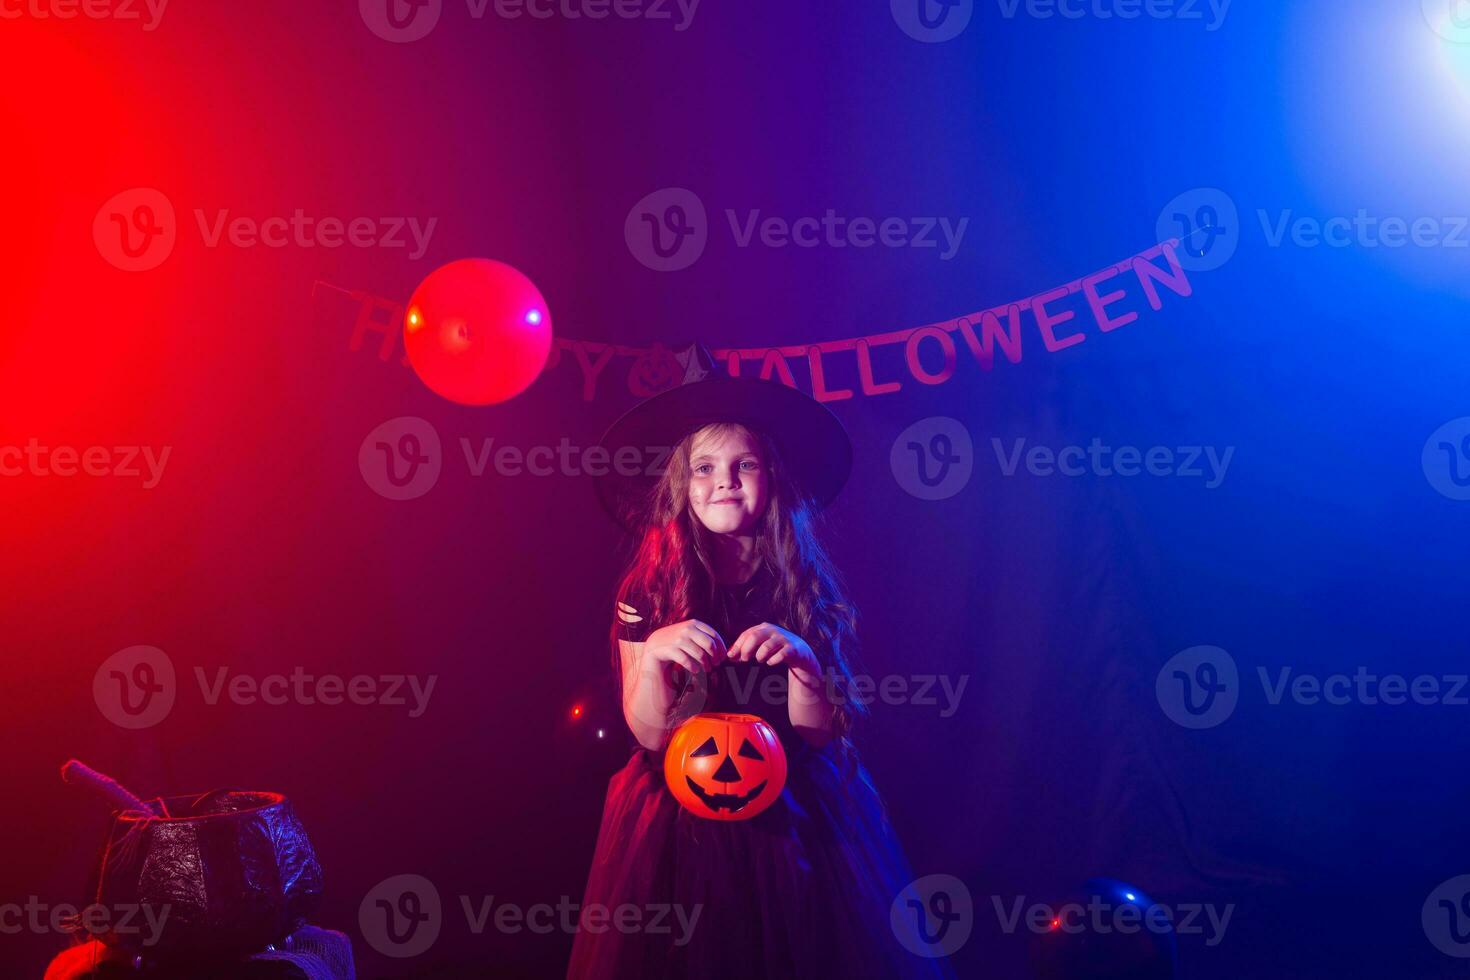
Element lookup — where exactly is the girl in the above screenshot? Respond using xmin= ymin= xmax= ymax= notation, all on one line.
xmin=569 ymin=367 xmax=956 ymax=980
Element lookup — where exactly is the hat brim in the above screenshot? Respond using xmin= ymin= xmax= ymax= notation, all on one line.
xmin=593 ymin=376 xmax=852 ymax=532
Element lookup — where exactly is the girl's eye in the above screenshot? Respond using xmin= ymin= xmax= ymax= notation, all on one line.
xmin=739 ymin=460 xmax=759 ymax=470
xmin=693 ymin=464 xmax=712 ymax=475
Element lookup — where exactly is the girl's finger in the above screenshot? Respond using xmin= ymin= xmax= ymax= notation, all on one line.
xmin=687 ymin=621 xmax=728 ymax=656
xmin=739 ymin=630 xmax=768 ymax=660
xmin=753 ymin=637 xmax=783 ymax=663
xmin=684 ymin=629 xmax=720 ymax=661
xmin=679 ymin=643 xmax=714 ymax=672
xmin=727 ymin=632 xmax=751 ymax=660
xmin=766 ymin=649 xmax=786 ymax=667
xmin=691 ymin=619 xmax=728 ymax=650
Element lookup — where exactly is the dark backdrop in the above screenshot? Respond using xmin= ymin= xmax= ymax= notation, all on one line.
xmin=3 ymin=1 xmax=1470 ymax=977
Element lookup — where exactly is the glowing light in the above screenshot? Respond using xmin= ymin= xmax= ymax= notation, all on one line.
xmin=1049 ymin=918 xmax=1060 ymax=930
xmin=571 ymin=704 xmax=583 ymax=719
xmin=596 ymin=728 xmax=605 ymax=738
xmin=406 ymin=308 xmax=422 ymax=333
xmin=1124 ymin=892 xmax=1136 ymax=902
xmin=525 ymin=309 xmax=542 ymax=326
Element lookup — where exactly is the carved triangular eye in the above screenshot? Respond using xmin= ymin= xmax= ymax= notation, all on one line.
xmin=738 ymin=739 xmax=764 ymax=760
xmin=691 ymin=737 xmax=719 ymax=757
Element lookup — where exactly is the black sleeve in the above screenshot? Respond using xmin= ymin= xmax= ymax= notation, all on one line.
xmin=614 ymin=588 xmax=656 ymax=643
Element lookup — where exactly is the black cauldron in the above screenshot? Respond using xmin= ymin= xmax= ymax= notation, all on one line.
xmin=92 ymin=789 xmax=323 ymax=964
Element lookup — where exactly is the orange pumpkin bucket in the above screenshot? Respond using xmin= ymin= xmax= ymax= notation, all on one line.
xmin=663 ymin=713 xmax=787 ymax=821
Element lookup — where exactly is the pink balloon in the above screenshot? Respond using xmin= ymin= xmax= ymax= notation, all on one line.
xmin=404 ymin=258 xmax=553 ymax=406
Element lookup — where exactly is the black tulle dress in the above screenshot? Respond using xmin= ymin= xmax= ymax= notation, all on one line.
xmin=566 ymin=563 xmax=956 ymax=980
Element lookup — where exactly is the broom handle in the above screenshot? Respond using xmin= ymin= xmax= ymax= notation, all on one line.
xmin=60 ymin=760 xmax=154 ymax=816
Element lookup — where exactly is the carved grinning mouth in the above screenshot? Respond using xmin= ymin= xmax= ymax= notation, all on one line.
xmin=685 ymin=777 xmax=768 ymax=813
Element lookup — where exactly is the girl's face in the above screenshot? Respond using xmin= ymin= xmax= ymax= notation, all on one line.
xmin=686 ymin=424 xmax=769 ymax=535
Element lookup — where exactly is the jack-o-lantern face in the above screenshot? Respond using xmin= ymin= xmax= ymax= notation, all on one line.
xmin=628 ymin=344 xmax=682 ymax=397
xmin=664 ymin=713 xmax=787 ymax=821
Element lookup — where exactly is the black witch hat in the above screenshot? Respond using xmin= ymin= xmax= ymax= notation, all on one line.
xmin=592 ymin=344 xmax=853 ymax=532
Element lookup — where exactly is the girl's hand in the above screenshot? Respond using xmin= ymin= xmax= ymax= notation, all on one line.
xmin=727 ymin=622 xmax=820 ymax=674
xmin=643 ymin=619 xmax=727 ymax=675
